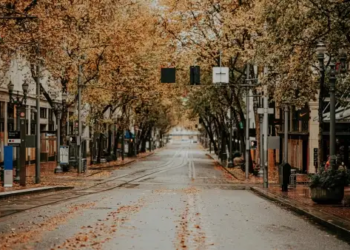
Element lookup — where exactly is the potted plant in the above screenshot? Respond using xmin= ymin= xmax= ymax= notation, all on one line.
xmin=309 ymin=167 xmax=350 ymax=204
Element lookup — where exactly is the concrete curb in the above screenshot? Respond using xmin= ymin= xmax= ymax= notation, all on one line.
xmin=251 ymin=186 xmax=350 ymax=240
xmin=0 ymin=186 xmax=74 ymax=200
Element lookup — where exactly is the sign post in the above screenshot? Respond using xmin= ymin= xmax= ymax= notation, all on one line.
xmin=4 ymin=146 xmax=13 ymax=187
xmin=19 ymin=108 xmax=26 ymax=186
xmin=258 ymin=97 xmax=274 ymax=188
xmin=8 ymin=131 xmax=20 ymax=146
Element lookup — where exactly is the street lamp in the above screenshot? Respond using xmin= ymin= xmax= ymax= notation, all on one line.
xmin=8 ymin=81 xmax=29 ymax=181
xmin=54 ymin=104 xmax=63 ymax=173
xmin=329 ymin=59 xmax=337 ymax=169
xmin=316 ymin=42 xmax=327 ymax=171
xmin=317 ymin=42 xmax=348 ymax=170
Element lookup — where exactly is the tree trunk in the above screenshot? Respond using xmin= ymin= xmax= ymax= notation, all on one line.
xmin=97 ymin=133 xmax=103 ymax=164
xmin=114 ymin=129 xmax=120 ymax=156
xmin=107 ymin=126 xmax=112 ymax=155
xmin=202 ymin=116 xmax=217 ymax=152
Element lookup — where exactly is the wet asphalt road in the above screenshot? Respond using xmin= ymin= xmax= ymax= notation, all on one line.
xmin=0 ymin=141 xmax=349 ymax=250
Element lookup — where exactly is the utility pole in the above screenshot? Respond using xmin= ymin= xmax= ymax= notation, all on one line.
xmin=263 ymin=97 xmax=269 ymax=188
xmin=258 ymin=97 xmax=274 ymax=188
xmin=227 ymin=91 xmax=233 ymax=168
xmin=19 ymin=107 xmax=26 ymax=186
xmin=54 ymin=107 xmax=62 ymax=173
xmin=317 ymin=44 xmax=325 ymax=171
xmin=14 ymin=107 xmax=20 ymax=181
xmin=259 ymin=113 xmax=264 ymax=177
xmin=67 ymin=90 xmax=69 ymax=137
xmin=78 ymin=64 xmax=82 ymax=173
xmin=245 ymin=64 xmax=250 ymax=180
xmin=284 ymin=106 xmax=289 ymax=163
xmin=35 ymin=63 xmax=41 ymax=183
xmin=329 ymin=60 xmax=336 ymax=169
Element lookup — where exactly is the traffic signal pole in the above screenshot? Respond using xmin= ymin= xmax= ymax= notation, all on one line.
xmin=35 ymin=63 xmax=41 ymax=183
xmin=245 ymin=64 xmax=250 ymax=180
xmin=78 ymin=64 xmax=82 ymax=173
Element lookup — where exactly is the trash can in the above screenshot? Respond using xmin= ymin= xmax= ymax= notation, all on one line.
xmin=279 ymin=163 xmax=291 ymax=192
xmin=290 ymin=169 xmax=297 ymax=188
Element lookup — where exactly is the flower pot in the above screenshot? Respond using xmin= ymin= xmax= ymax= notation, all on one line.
xmin=310 ymin=186 xmax=344 ymax=204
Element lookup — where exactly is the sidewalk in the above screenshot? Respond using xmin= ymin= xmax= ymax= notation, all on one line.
xmin=0 ymin=150 xmax=156 ymax=195
xmin=251 ymin=185 xmax=350 ymax=238
xmin=206 ymin=152 xmax=264 ymax=184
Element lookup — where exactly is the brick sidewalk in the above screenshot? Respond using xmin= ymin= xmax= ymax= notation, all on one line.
xmin=266 ymin=185 xmax=350 ymax=221
xmin=0 ymin=151 xmax=155 ymax=192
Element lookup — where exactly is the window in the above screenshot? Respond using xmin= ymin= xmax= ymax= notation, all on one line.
xmin=31 ymin=123 xmax=36 ymax=135
xmin=8 ymin=121 xmax=14 ymax=131
xmin=40 ymin=108 xmax=47 ymax=119
xmin=0 ymin=121 xmax=4 ymax=132
xmin=8 ymin=105 xmax=14 ymax=119
xmin=0 ymin=102 xmax=4 ymax=119
xmin=48 ymin=109 xmax=53 ymax=121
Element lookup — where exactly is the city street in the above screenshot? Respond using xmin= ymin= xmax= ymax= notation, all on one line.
xmin=0 ymin=142 xmax=349 ymax=250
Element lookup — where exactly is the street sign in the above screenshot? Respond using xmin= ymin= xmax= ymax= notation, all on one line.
xmin=8 ymin=131 xmax=20 ymax=146
xmin=60 ymin=146 xmax=69 ymax=164
xmin=213 ymin=67 xmax=229 ymax=84
xmin=268 ymin=136 xmax=280 ymax=149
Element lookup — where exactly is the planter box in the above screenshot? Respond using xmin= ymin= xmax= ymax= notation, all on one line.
xmin=311 ymin=186 xmax=344 ymax=204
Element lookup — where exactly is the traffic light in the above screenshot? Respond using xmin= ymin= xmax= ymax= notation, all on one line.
xmin=190 ymin=66 xmax=200 ymax=85
xmin=69 ymin=136 xmax=77 ymax=144
xmin=161 ymin=68 xmax=176 ymax=83
xmin=250 ymin=140 xmax=257 ymax=149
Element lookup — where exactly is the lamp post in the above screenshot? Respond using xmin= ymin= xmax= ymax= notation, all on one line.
xmin=8 ymin=81 xmax=29 ymax=181
xmin=54 ymin=104 xmax=63 ymax=173
xmin=61 ymin=91 xmax=68 ymax=146
xmin=317 ymin=43 xmax=347 ymax=170
xmin=227 ymin=102 xmax=234 ymax=168
xmin=329 ymin=60 xmax=336 ymax=169
xmin=316 ymin=42 xmax=326 ymax=171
